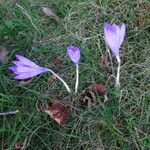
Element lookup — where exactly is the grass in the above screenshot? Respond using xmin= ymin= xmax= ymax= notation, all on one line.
xmin=0 ymin=0 xmax=150 ymax=149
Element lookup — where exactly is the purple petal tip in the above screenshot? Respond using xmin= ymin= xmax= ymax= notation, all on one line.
xmin=15 ymin=54 xmax=21 ymax=58
xmin=8 ymin=66 xmax=16 ymax=72
xmin=67 ymin=45 xmax=81 ymax=64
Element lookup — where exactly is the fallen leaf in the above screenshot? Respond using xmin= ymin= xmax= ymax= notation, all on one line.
xmin=89 ymin=83 xmax=106 ymax=96
xmin=41 ymin=7 xmax=62 ymax=25
xmin=44 ymin=100 xmax=69 ymax=125
xmin=81 ymin=83 xmax=108 ymax=109
xmin=84 ymin=93 xmax=95 ymax=109
xmin=42 ymin=7 xmax=56 ymax=17
xmin=0 ymin=47 xmax=8 ymax=63
xmin=15 ymin=141 xmax=23 ymax=150
xmin=81 ymin=88 xmax=96 ymax=109
xmin=90 ymin=83 xmax=108 ymax=103
xmin=100 ymin=54 xmax=110 ymax=67
xmin=52 ymin=58 xmax=63 ymax=66
xmin=47 ymin=74 xmax=58 ymax=84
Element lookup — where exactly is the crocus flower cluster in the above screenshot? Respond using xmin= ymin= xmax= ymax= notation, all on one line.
xmin=9 ymin=22 xmax=125 ymax=93
xmin=9 ymin=45 xmax=81 ymax=94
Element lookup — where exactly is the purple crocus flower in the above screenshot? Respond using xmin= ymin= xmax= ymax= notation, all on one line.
xmin=104 ymin=23 xmax=125 ymax=57
xmin=67 ymin=45 xmax=81 ymax=94
xmin=9 ymin=54 xmax=49 ymax=79
xmin=104 ymin=23 xmax=126 ymax=87
xmin=67 ymin=45 xmax=80 ymax=64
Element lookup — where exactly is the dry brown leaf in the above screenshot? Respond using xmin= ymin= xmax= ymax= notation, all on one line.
xmin=44 ymin=100 xmax=69 ymax=125
xmin=100 ymin=54 xmax=110 ymax=67
xmin=89 ymin=83 xmax=106 ymax=96
xmin=41 ymin=7 xmax=62 ymax=25
xmin=90 ymin=83 xmax=108 ymax=103
xmin=81 ymin=88 xmax=96 ymax=109
xmin=0 ymin=47 xmax=8 ymax=63
xmin=47 ymin=74 xmax=58 ymax=84
xmin=52 ymin=58 xmax=63 ymax=66
xmin=81 ymin=83 xmax=108 ymax=109
xmin=15 ymin=141 xmax=23 ymax=150
xmin=42 ymin=7 xmax=56 ymax=17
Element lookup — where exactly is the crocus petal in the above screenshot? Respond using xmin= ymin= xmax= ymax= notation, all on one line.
xmin=118 ymin=23 xmax=125 ymax=48
xmin=104 ymin=23 xmax=125 ymax=57
xmin=9 ymin=54 xmax=51 ymax=80
xmin=114 ymin=24 xmax=122 ymax=51
xmin=14 ymin=67 xmax=49 ymax=79
xmin=12 ymin=61 xmax=24 ymax=66
xmin=15 ymin=66 xmax=40 ymax=73
xmin=104 ymin=23 xmax=120 ymax=56
xmin=67 ymin=45 xmax=80 ymax=64
xmin=8 ymin=66 xmax=20 ymax=75
xmin=8 ymin=66 xmax=17 ymax=72
xmin=110 ymin=23 xmax=118 ymax=33
xmin=15 ymin=54 xmax=40 ymax=68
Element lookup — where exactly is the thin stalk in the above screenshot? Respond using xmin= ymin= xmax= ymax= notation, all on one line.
xmin=116 ymin=56 xmax=121 ymax=87
xmin=16 ymin=4 xmax=40 ymax=33
xmin=0 ymin=110 xmax=19 ymax=116
xmin=75 ymin=64 xmax=79 ymax=94
xmin=48 ymin=69 xmax=71 ymax=93
xmin=107 ymin=46 xmax=114 ymax=74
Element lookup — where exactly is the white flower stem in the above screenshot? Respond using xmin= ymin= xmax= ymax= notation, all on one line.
xmin=0 ymin=110 xmax=19 ymax=116
xmin=116 ymin=56 xmax=121 ymax=87
xmin=48 ymin=69 xmax=71 ymax=93
xmin=75 ymin=64 xmax=79 ymax=94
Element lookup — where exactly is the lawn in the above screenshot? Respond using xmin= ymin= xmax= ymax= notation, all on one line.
xmin=0 ymin=0 xmax=150 ymax=149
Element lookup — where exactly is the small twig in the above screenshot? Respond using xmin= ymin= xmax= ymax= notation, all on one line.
xmin=16 ymin=3 xmax=40 ymax=33
xmin=0 ymin=110 xmax=19 ymax=116
xmin=106 ymin=46 xmax=114 ymax=74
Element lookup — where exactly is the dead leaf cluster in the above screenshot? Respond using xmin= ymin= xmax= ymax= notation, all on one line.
xmin=81 ymin=83 xmax=108 ymax=109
